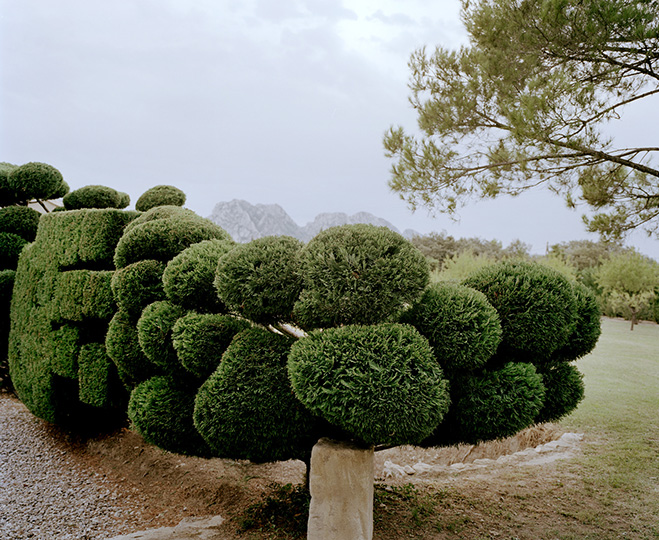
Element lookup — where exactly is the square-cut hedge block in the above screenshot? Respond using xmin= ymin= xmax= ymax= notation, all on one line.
xmin=51 ymin=270 xmax=115 ymax=322
xmin=79 ymin=210 xmax=138 ymax=266
xmin=51 ymin=324 xmax=80 ymax=379
xmin=78 ymin=342 xmax=114 ymax=408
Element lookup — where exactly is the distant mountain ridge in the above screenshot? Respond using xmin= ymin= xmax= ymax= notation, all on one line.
xmin=207 ymin=199 xmax=419 ymax=243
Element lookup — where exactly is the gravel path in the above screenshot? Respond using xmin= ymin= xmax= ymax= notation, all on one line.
xmin=0 ymin=392 xmax=150 ymax=540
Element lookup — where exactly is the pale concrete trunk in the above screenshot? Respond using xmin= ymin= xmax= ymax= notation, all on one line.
xmin=307 ymin=438 xmax=374 ymax=540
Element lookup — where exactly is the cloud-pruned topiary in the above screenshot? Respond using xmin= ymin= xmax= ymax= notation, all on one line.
xmin=172 ymin=313 xmax=250 ymax=379
xmin=6 ymin=162 xmax=69 ymax=204
xmin=550 ymin=282 xmax=602 ymax=362
xmin=137 ymin=301 xmax=187 ymax=373
xmin=51 ymin=270 xmax=115 ymax=323
xmin=430 ymin=362 xmax=546 ymax=445
xmin=288 ymin=323 xmax=450 ymax=447
xmin=399 ymin=282 xmax=502 ymax=372
xmin=163 ymin=239 xmax=234 ymax=313
xmin=215 ymin=236 xmax=303 ymax=325
xmin=63 ymin=185 xmax=130 ymax=210
xmin=0 ymin=206 xmax=41 ymax=242
xmin=293 ymin=225 xmax=429 ymax=329
xmin=0 ymin=162 xmax=19 ymax=207
xmin=536 ymin=362 xmax=585 ymax=423
xmin=0 ymin=269 xmax=15 ymax=388
xmin=0 ymin=232 xmax=28 ymax=270
xmin=135 ymin=185 xmax=186 ymax=212
xmin=194 ymin=328 xmax=318 ymax=462
xmin=111 ymin=260 xmax=166 ymax=316
xmin=129 ymin=376 xmax=211 ymax=456
xmin=463 ymin=261 xmax=578 ymax=363
xmin=114 ymin=215 xmax=232 ymax=268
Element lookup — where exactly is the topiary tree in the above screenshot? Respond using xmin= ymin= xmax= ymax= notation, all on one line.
xmin=135 ymin=185 xmax=186 ymax=212
xmin=63 ymin=185 xmax=130 ymax=210
xmin=4 ymin=162 xmax=69 ymax=210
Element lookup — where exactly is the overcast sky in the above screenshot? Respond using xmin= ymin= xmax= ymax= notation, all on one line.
xmin=1 ymin=0 xmax=657 ymax=258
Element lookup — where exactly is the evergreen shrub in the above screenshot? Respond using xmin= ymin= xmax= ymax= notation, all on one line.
xmin=0 ymin=269 xmax=15 ymax=387
xmin=51 ymin=324 xmax=80 ymax=379
xmin=0 ymin=162 xmax=19 ymax=206
xmin=78 ymin=343 xmax=122 ymax=408
xmin=536 ymin=363 xmax=585 ymax=423
xmin=288 ymin=323 xmax=450 ymax=446
xmin=106 ymin=309 xmax=162 ymax=389
xmin=172 ymin=313 xmax=250 ymax=378
xmin=122 ymin=205 xmax=201 ymax=234
xmin=0 ymin=232 xmax=28 ymax=270
xmin=135 ymin=185 xmax=186 ymax=212
xmin=114 ymin=217 xmax=231 ymax=268
xmin=63 ymin=185 xmax=130 ymax=210
xmin=128 ymin=376 xmax=210 ymax=456
xmin=137 ymin=301 xmax=187 ymax=372
xmin=111 ymin=260 xmax=166 ymax=316
xmin=463 ymin=261 xmax=577 ymax=362
xmin=51 ymin=270 xmax=115 ymax=323
xmin=399 ymin=282 xmax=502 ymax=372
xmin=0 ymin=206 xmax=41 ymax=241
xmin=215 ymin=236 xmax=303 ymax=324
xmin=7 ymin=162 xmax=67 ymax=202
xmin=293 ymin=225 xmax=429 ymax=329
xmin=432 ymin=362 xmax=545 ymax=445
xmin=163 ymin=239 xmax=234 ymax=312
xmin=194 ymin=328 xmax=318 ymax=462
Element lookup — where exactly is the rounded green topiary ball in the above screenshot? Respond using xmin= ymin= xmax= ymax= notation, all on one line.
xmin=215 ymin=235 xmax=303 ymax=325
xmin=63 ymin=185 xmax=130 ymax=210
xmin=194 ymin=327 xmax=318 ymax=462
xmin=128 ymin=376 xmax=211 ymax=456
xmin=288 ymin=323 xmax=451 ymax=447
xmin=536 ymin=362 xmax=584 ymax=423
xmin=7 ymin=162 xmax=67 ymax=202
xmin=163 ymin=239 xmax=234 ymax=313
xmin=293 ymin=224 xmax=429 ymax=329
xmin=0 ymin=206 xmax=41 ymax=242
xmin=172 ymin=313 xmax=251 ymax=378
xmin=462 ymin=261 xmax=578 ymax=363
xmin=430 ymin=362 xmax=546 ymax=445
xmin=135 ymin=185 xmax=186 ymax=212
xmin=399 ymin=281 xmax=502 ymax=372
xmin=0 ymin=232 xmax=29 ymax=270
xmin=114 ymin=215 xmax=232 ymax=268
xmin=550 ymin=282 xmax=601 ymax=362
xmin=137 ymin=301 xmax=187 ymax=373
xmin=111 ymin=259 xmax=166 ymax=316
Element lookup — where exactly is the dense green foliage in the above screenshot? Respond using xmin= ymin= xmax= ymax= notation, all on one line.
xmin=135 ymin=185 xmax=186 ymax=212
xmin=194 ymin=328 xmax=318 ymax=462
xmin=294 ymin=224 xmax=429 ymax=329
xmin=463 ymin=261 xmax=578 ymax=362
xmin=0 ymin=205 xmax=41 ymax=242
xmin=111 ymin=260 xmax=166 ymax=316
xmin=384 ymin=0 xmax=659 ymax=241
xmin=0 ymin=269 xmax=15 ymax=387
xmin=536 ymin=362 xmax=585 ymax=423
xmin=399 ymin=282 xmax=502 ymax=372
xmin=128 ymin=376 xmax=211 ymax=456
xmin=163 ymin=239 xmax=234 ymax=312
xmin=5 ymin=162 xmax=69 ymax=205
xmin=215 ymin=236 xmax=303 ymax=325
xmin=63 ymin=185 xmax=130 ymax=210
xmin=136 ymin=301 xmax=187 ymax=372
xmin=172 ymin=313 xmax=250 ymax=378
xmin=288 ymin=323 xmax=450 ymax=447
xmin=0 ymin=232 xmax=28 ymax=270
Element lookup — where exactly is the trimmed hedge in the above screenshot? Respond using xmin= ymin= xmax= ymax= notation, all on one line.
xmin=51 ymin=324 xmax=80 ymax=379
xmin=51 ymin=270 xmax=115 ymax=323
xmin=0 ymin=269 xmax=15 ymax=387
xmin=0 ymin=205 xmax=41 ymax=241
xmin=114 ymin=216 xmax=232 ymax=268
xmin=215 ymin=236 xmax=303 ymax=324
xmin=172 ymin=313 xmax=250 ymax=378
xmin=399 ymin=282 xmax=502 ymax=372
xmin=78 ymin=343 xmax=122 ymax=408
xmin=550 ymin=282 xmax=601 ymax=362
xmin=63 ymin=185 xmax=130 ymax=210
xmin=536 ymin=363 xmax=585 ymax=423
xmin=7 ymin=162 xmax=68 ymax=202
xmin=194 ymin=328 xmax=318 ymax=462
xmin=129 ymin=376 xmax=211 ymax=456
xmin=122 ymin=205 xmax=202 ymax=235
xmin=0 ymin=232 xmax=28 ymax=270
xmin=0 ymin=162 xmax=19 ymax=206
xmin=111 ymin=260 xmax=166 ymax=316
xmin=463 ymin=261 xmax=578 ymax=362
xmin=293 ymin=225 xmax=429 ymax=329
xmin=163 ymin=239 xmax=234 ymax=312
xmin=135 ymin=185 xmax=186 ymax=212
xmin=288 ymin=323 xmax=450 ymax=446
xmin=136 ymin=301 xmax=187 ymax=373
xmin=106 ymin=309 xmax=162 ymax=389
xmin=430 ymin=362 xmax=546 ymax=445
